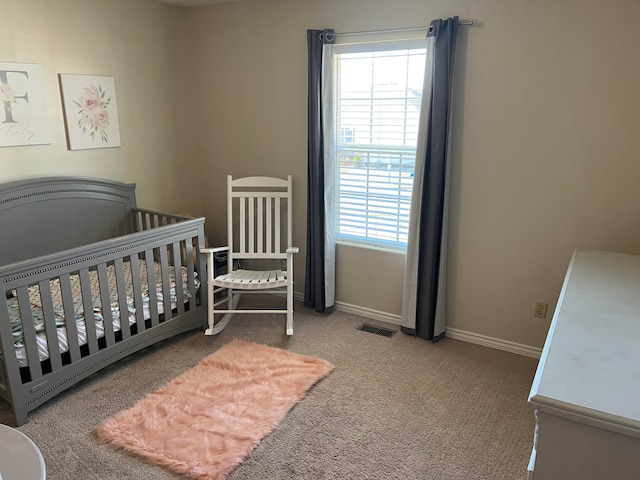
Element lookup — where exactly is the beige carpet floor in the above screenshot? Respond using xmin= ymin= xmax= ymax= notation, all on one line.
xmin=0 ymin=296 xmax=538 ymax=479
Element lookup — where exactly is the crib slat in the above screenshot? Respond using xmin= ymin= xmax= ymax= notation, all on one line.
xmin=184 ymin=238 xmax=196 ymax=310
xmin=97 ymin=263 xmax=116 ymax=348
xmin=145 ymin=249 xmax=160 ymax=326
xmin=0 ymin=295 xmax=22 ymax=380
xmin=159 ymin=246 xmax=172 ymax=321
xmin=129 ymin=254 xmax=145 ymax=333
xmin=78 ymin=268 xmax=99 ymax=355
xmin=59 ymin=273 xmax=81 ymax=363
xmin=16 ymin=286 xmax=42 ymax=381
xmin=113 ymin=258 xmax=131 ymax=340
xmin=172 ymin=241 xmax=185 ymax=315
xmin=38 ymin=280 xmax=63 ymax=371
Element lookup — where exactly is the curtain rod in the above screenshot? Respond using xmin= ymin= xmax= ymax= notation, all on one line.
xmin=328 ymin=20 xmax=474 ymax=39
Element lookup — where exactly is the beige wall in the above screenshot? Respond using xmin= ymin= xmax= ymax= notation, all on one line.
xmin=187 ymin=0 xmax=640 ymax=348
xmin=0 ymin=0 xmax=199 ymax=213
xmin=4 ymin=0 xmax=640 ymax=350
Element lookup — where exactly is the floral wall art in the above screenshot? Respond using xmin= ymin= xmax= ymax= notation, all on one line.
xmin=0 ymin=62 xmax=51 ymax=147
xmin=59 ymin=73 xmax=121 ymax=150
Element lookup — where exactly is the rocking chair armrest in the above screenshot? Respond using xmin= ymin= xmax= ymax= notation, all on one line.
xmin=286 ymin=247 xmax=300 ymax=254
xmin=201 ymin=246 xmax=230 ymax=254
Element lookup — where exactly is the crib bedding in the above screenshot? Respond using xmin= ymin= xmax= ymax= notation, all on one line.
xmin=7 ymin=259 xmax=199 ymax=367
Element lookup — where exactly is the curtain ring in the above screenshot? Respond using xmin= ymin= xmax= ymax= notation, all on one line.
xmin=323 ymin=32 xmax=335 ymax=42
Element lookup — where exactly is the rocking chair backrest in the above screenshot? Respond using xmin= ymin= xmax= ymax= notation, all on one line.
xmin=228 ymin=175 xmax=293 ymax=262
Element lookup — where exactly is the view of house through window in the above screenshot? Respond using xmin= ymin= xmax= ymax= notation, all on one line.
xmin=333 ymin=40 xmax=426 ymax=250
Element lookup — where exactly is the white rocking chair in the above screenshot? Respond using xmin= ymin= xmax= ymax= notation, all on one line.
xmin=202 ymin=175 xmax=299 ymax=335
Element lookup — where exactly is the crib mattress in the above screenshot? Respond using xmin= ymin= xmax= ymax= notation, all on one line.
xmin=7 ymin=260 xmax=199 ymax=367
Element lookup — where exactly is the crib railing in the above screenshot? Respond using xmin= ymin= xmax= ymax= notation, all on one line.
xmin=0 ymin=217 xmax=207 ymax=425
xmin=132 ymin=208 xmax=195 ymax=233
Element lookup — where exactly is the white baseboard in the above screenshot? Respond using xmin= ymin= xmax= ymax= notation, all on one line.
xmin=294 ymin=292 xmax=542 ymax=359
xmin=334 ymin=300 xmax=402 ymax=325
xmin=445 ymin=327 xmax=542 ymax=359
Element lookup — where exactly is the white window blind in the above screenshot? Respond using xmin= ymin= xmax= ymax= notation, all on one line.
xmin=333 ymin=41 xmax=426 ymax=250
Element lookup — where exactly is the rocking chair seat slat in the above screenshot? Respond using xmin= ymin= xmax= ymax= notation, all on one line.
xmin=213 ymin=269 xmax=288 ymax=289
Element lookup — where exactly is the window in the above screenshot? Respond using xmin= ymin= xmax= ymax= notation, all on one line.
xmin=331 ymin=40 xmax=426 ymax=250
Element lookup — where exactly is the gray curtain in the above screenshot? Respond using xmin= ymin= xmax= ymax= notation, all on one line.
xmin=304 ymin=29 xmax=335 ymax=313
xmin=401 ymin=17 xmax=459 ymax=341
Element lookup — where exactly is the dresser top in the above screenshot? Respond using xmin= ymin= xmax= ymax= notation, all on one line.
xmin=529 ymin=249 xmax=640 ymax=434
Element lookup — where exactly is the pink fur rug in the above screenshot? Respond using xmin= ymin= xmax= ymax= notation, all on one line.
xmin=96 ymin=339 xmax=334 ymax=479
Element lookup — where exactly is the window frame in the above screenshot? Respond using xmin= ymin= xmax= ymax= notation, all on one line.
xmin=328 ymin=38 xmax=427 ymax=252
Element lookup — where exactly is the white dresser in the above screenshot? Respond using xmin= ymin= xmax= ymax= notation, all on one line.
xmin=527 ymin=249 xmax=640 ymax=479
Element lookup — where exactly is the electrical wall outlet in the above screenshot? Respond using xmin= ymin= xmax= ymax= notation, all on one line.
xmin=534 ymin=301 xmax=548 ymax=319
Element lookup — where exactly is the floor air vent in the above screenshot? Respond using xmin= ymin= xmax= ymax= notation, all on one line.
xmin=357 ymin=323 xmax=396 ymax=337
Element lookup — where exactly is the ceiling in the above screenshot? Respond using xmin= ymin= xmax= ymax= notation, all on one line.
xmin=155 ymin=0 xmax=238 ymax=7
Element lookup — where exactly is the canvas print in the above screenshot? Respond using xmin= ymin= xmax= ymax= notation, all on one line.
xmin=59 ymin=73 xmax=121 ymax=150
xmin=0 ymin=62 xmax=51 ymax=147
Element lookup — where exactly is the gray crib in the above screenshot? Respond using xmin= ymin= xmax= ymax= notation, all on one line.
xmin=0 ymin=177 xmax=207 ymax=426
